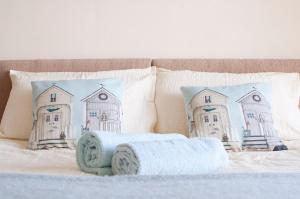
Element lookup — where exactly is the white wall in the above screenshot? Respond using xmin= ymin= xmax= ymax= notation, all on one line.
xmin=0 ymin=0 xmax=300 ymax=59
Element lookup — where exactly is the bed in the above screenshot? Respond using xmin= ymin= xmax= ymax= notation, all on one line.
xmin=0 ymin=58 xmax=300 ymax=199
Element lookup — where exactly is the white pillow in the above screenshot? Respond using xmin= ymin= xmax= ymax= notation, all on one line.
xmin=155 ymin=68 xmax=300 ymax=140
xmin=0 ymin=67 xmax=156 ymax=139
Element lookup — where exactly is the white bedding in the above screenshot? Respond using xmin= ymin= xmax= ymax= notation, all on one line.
xmin=0 ymin=138 xmax=87 ymax=176
xmin=0 ymin=138 xmax=300 ymax=175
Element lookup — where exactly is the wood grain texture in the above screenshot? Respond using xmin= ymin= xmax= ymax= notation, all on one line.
xmin=0 ymin=59 xmax=151 ymax=121
xmin=152 ymin=59 xmax=300 ymax=73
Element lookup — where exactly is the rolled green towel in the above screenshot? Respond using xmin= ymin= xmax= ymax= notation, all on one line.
xmin=76 ymin=131 xmax=186 ymax=175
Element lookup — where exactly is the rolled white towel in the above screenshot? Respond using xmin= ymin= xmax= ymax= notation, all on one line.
xmin=112 ymin=137 xmax=229 ymax=175
xmin=76 ymin=131 xmax=186 ymax=175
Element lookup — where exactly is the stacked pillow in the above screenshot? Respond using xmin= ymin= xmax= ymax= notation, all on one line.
xmin=155 ymin=68 xmax=300 ymax=151
xmin=1 ymin=66 xmax=300 ymax=152
xmin=0 ymin=68 xmax=157 ymax=143
xmin=181 ymin=83 xmax=286 ymax=151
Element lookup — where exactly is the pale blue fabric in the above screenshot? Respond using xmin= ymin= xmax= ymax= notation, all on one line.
xmin=2 ymin=172 xmax=300 ymax=199
xmin=31 ymin=79 xmax=123 ymax=139
xmin=112 ymin=137 xmax=229 ymax=175
xmin=181 ymin=83 xmax=272 ymax=143
xmin=180 ymin=83 xmax=286 ymax=151
xmin=76 ymin=131 xmax=186 ymax=175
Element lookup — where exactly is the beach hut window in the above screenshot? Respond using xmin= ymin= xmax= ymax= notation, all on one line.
xmin=50 ymin=93 xmax=56 ymax=102
xmin=213 ymin=115 xmax=218 ymax=122
xmin=204 ymin=116 xmax=209 ymax=123
xmin=99 ymin=93 xmax=108 ymax=100
xmin=89 ymin=112 xmax=97 ymax=117
xmin=205 ymin=96 xmax=211 ymax=103
xmin=252 ymin=94 xmax=261 ymax=102
xmin=46 ymin=115 xmax=50 ymax=122
xmin=54 ymin=115 xmax=59 ymax=121
xmin=247 ymin=113 xmax=254 ymax=118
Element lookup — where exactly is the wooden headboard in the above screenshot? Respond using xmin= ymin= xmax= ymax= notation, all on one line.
xmin=1 ymin=58 xmax=300 ymax=121
xmin=152 ymin=59 xmax=300 ymax=73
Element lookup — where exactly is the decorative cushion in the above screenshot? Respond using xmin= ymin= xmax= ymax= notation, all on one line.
xmin=155 ymin=69 xmax=300 ymax=141
xmin=29 ymin=79 xmax=122 ymax=150
xmin=181 ymin=83 xmax=287 ymax=151
xmin=0 ymin=67 xmax=156 ymax=139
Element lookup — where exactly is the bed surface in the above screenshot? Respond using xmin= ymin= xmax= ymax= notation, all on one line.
xmin=1 ymin=138 xmax=300 ymax=199
xmin=1 ymin=138 xmax=300 ymax=175
xmin=0 ymin=138 xmax=86 ymax=176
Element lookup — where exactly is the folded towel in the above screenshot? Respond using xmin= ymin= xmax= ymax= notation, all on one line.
xmin=76 ymin=131 xmax=186 ymax=175
xmin=112 ymin=137 xmax=229 ymax=175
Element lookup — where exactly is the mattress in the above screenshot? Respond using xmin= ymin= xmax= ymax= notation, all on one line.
xmin=0 ymin=138 xmax=300 ymax=175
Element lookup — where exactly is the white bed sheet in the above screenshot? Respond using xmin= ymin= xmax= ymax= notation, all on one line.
xmin=0 ymin=138 xmax=299 ymax=175
xmin=0 ymin=138 xmax=88 ymax=176
xmin=227 ymin=140 xmax=300 ymax=173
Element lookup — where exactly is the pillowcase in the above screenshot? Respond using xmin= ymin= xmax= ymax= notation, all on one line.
xmin=0 ymin=67 xmax=156 ymax=139
xmin=29 ymin=79 xmax=122 ymax=150
xmin=181 ymin=83 xmax=287 ymax=151
xmin=155 ymin=68 xmax=300 ymax=141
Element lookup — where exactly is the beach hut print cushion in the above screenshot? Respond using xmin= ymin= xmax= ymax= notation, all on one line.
xmin=28 ymin=79 xmax=123 ymax=150
xmin=181 ymin=83 xmax=287 ymax=151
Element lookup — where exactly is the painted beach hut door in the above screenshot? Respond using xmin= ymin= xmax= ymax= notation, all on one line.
xmin=198 ymin=112 xmax=223 ymax=139
xmin=243 ymin=110 xmax=261 ymax=136
xmin=42 ymin=112 xmax=62 ymax=139
xmin=190 ymin=89 xmax=231 ymax=141
xmin=88 ymin=111 xmax=110 ymax=131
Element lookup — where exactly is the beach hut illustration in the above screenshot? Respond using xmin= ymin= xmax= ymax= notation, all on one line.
xmin=81 ymin=85 xmax=121 ymax=132
xmin=237 ymin=88 xmax=282 ymax=149
xmin=31 ymin=84 xmax=74 ymax=149
xmin=188 ymin=89 xmax=233 ymax=148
